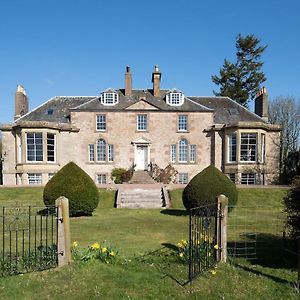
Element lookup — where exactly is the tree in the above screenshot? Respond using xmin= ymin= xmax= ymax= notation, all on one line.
xmin=269 ymin=96 xmax=300 ymax=183
xmin=212 ymin=34 xmax=267 ymax=107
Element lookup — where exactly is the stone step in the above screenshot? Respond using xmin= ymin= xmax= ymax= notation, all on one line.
xmin=119 ymin=202 xmax=164 ymax=209
xmin=129 ymin=171 xmax=156 ymax=184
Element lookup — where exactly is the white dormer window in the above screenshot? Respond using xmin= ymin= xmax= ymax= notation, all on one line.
xmin=166 ymin=92 xmax=184 ymax=106
xmin=100 ymin=91 xmax=119 ymax=106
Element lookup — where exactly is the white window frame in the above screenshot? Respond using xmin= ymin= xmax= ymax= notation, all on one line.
xmin=240 ymin=133 xmax=257 ymax=162
xmin=97 ymin=174 xmax=107 ymax=184
xmin=228 ymin=133 xmax=237 ymax=163
xmin=178 ymin=139 xmax=188 ymax=162
xmin=108 ymin=144 xmax=114 ymax=162
xmin=101 ymin=92 xmax=118 ymax=106
xmin=89 ymin=144 xmax=95 ymax=162
xmin=228 ymin=173 xmax=236 ymax=183
xmin=47 ymin=133 xmax=56 ymax=163
xmin=137 ymin=114 xmax=148 ymax=131
xmin=97 ymin=139 xmax=106 ymax=162
xmin=190 ymin=144 xmax=196 ymax=162
xmin=48 ymin=173 xmax=55 ymax=181
xmin=171 ymin=144 xmax=176 ymax=162
xmin=261 ymin=133 xmax=266 ymax=163
xmin=166 ymin=92 xmax=184 ymax=106
xmin=28 ymin=173 xmax=42 ymax=185
xmin=178 ymin=173 xmax=188 ymax=184
xmin=178 ymin=115 xmax=188 ymax=132
xmin=96 ymin=114 xmax=106 ymax=131
xmin=241 ymin=173 xmax=256 ymax=185
xmin=26 ymin=132 xmax=43 ymax=162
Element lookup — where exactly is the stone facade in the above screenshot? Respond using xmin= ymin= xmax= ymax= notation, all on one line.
xmin=0 ymin=66 xmax=281 ymax=186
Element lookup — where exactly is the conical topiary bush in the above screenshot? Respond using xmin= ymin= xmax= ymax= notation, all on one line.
xmin=43 ymin=162 xmax=99 ymax=216
xmin=182 ymin=165 xmax=238 ymax=210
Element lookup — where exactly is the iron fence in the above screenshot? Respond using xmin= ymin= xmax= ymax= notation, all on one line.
xmin=0 ymin=205 xmax=58 ymax=276
xmin=189 ymin=203 xmax=220 ymax=282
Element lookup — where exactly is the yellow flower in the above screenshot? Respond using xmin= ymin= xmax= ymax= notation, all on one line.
xmin=214 ymin=244 xmax=219 ymax=250
xmin=109 ymin=251 xmax=115 ymax=256
xmin=72 ymin=241 xmax=78 ymax=247
xmin=91 ymin=242 xmax=100 ymax=250
xmin=179 ymin=253 xmax=184 ymax=258
xmin=210 ymin=270 xmax=217 ymax=275
xmin=177 ymin=242 xmax=183 ymax=248
xmin=208 ymin=252 xmax=212 ymax=257
xmin=101 ymin=247 xmax=107 ymax=253
xmin=181 ymin=240 xmax=188 ymax=246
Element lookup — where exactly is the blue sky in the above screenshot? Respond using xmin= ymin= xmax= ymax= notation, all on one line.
xmin=0 ymin=0 xmax=299 ymax=123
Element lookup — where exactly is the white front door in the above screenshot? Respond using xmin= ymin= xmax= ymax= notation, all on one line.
xmin=136 ymin=146 xmax=148 ymax=170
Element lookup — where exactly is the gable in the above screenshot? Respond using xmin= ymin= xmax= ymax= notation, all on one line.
xmin=125 ymin=100 xmax=159 ymax=110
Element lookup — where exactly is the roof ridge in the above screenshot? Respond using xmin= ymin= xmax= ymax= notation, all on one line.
xmin=185 ymin=97 xmax=214 ymax=111
xmin=71 ymin=97 xmax=99 ymax=110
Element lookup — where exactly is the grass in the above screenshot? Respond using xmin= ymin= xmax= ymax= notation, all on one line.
xmin=0 ymin=186 xmax=299 ymax=299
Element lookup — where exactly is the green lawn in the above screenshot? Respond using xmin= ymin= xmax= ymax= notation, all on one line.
xmin=0 ymin=187 xmax=298 ymax=299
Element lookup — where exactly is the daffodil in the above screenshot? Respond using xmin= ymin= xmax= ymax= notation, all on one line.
xmin=181 ymin=240 xmax=188 ymax=246
xmin=210 ymin=270 xmax=217 ymax=275
xmin=109 ymin=251 xmax=115 ymax=256
xmin=214 ymin=244 xmax=219 ymax=250
xmin=91 ymin=242 xmax=100 ymax=250
xmin=179 ymin=253 xmax=184 ymax=258
xmin=101 ymin=247 xmax=107 ymax=253
xmin=72 ymin=241 xmax=78 ymax=247
xmin=177 ymin=242 xmax=183 ymax=248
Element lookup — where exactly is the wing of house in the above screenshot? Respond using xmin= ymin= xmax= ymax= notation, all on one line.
xmin=0 ymin=66 xmax=280 ymax=186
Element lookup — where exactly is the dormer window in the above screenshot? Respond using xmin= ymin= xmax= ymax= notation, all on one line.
xmin=166 ymin=92 xmax=184 ymax=106
xmin=100 ymin=90 xmax=119 ymax=106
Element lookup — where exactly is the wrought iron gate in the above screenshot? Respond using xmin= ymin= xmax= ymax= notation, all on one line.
xmin=189 ymin=203 xmax=221 ymax=281
xmin=0 ymin=205 xmax=58 ymax=276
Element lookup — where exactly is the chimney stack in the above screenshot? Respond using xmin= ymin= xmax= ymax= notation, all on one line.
xmin=14 ymin=84 xmax=28 ymax=121
xmin=254 ymin=87 xmax=268 ymax=122
xmin=152 ymin=64 xmax=161 ymax=97
xmin=125 ymin=66 xmax=132 ymax=96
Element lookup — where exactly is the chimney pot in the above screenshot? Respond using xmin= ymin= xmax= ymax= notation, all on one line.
xmin=125 ymin=65 xmax=132 ymax=96
xmin=14 ymin=84 xmax=29 ymax=121
xmin=255 ymin=87 xmax=268 ymax=122
xmin=152 ymin=65 xmax=161 ymax=97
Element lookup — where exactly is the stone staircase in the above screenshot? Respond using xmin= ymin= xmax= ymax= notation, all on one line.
xmin=116 ymin=186 xmax=170 ymax=209
xmin=129 ymin=170 xmax=157 ymax=184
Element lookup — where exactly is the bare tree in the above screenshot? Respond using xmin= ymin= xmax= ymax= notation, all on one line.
xmin=269 ymin=96 xmax=300 ymax=181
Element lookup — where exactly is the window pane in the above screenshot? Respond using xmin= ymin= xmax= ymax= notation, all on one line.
xmin=190 ymin=144 xmax=196 ymax=162
xmin=47 ymin=133 xmax=55 ymax=162
xmin=27 ymin=132 xmax=43 ymax=162
xmin=178 ymin=115 xmax=188 ymax=131
xmin=96 ymin=115 xmax=106 ymax=131
xmin=171 ymin=145 xmax=176 ymax=162
xmin=178 ymin=139 xmax=188 ymax=162
xmin=89 ymin=144 xmax=95 ymax=162
xmin=97 ymin=139 xmax=106 ymax=161
xmin=28 ymin=173 xmax=42 ymax=185
xmin=178 ymin=173 xmax=188 ymax=184
xmin=228 ymin=134 xmax=237 ymax=162
xmin=137 ymin=115 xmax=147 ymax=131
xmin=97 ymin=174 xmax=107 ymax=184
xmin=241 ymin=173 xmax=256 ymax=185
xmin=108 ymin=144 xmax=114 ymax=161
xmin=240 ymin=133 xmax=257 ymax=162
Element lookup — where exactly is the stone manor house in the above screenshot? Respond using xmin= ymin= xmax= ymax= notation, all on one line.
xmin=1 ymin=66 xmax=281 ymax=186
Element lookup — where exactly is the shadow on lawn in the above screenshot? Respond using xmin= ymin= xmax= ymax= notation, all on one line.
xmin=228 ymin=233 xmax=298 ymax=270
xmin=160 ymin=209 xmax=188 ymax=216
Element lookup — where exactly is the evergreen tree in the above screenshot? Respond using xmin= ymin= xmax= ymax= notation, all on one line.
xmin=212 ymin=34 xmax=267 ymax=107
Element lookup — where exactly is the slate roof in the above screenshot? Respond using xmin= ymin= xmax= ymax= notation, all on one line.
xmin=16 ymin=90 xmax=265 ymax=125
xmin=189 ymin=96 xmax=265 ymax=124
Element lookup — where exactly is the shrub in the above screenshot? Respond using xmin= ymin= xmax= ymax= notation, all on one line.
xmin=182 ymin=165 xmax=238 ymax=210
xmin=43 ymin=162 xmax=99 ymax=216
xmin=284 ymin=176 xmax=300 ymax=239
xmin=111 ymin=166 xmax=134 ymax=183
xmin=111 ymin=168 xmax=127 ymax=184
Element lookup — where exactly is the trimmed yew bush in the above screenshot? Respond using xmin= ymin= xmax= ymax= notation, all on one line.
xmin=284 ymin=176 xmax=300 ymax=239
xmin=43 ymin=162 xmax=99 ymax=216
xmin=182 ymin=165 xmax=238 ymax=210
